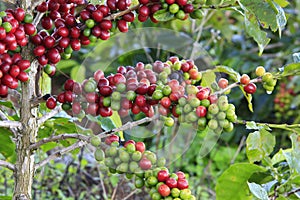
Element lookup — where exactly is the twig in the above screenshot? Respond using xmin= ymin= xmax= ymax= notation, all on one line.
xmin=97 ymin=166 xmax=108 ymax=200
xmin=0 ymin=110 xmax=19 ymax=137
xmin=34 ymin=141 xmax=86 ymax=170
xmin=29 ymin=133 xmax=89 ymax=150
xmin=236 ymin=120 xmax=300 ymax=133
xmin=286 ymin=188 xmax=300 ymax=197
xmin=111 ymin=182 xmax=119 ymax=200
xmin=213 ymin=77 xmax=262 ymax=96
xmin=0 ymin=160 xmax=15 ymax=171
xmin=32 ymin=12 xmax=44 ymax=27
xmin=1 ymin=0 xmax=15 ymax=4
xmin=0 ymin=110 xmax=8 ymax=121
xmin=230 ymin=136 xmax=246 ymax=164
xmin=0 ymin=120 xmax=23 ymax=129
xmin=123 ymin=189 xmax=137 ymax=200
xmin=98 ymin=115 xmax=158 ymax=137
xmin=104 ymin=4 xmax=140 ymax=21
xmin=37 ymin=106 xmax=62 ymax=127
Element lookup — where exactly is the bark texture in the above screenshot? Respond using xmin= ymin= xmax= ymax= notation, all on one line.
xmin=12 ymin=0 xmax=38 ymax=195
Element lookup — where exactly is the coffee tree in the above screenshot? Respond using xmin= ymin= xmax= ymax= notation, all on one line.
xmin=0 ymin=0 xmax=299 ymax=199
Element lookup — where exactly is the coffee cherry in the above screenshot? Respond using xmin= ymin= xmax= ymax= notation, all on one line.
xmin=244 ymin=83 xmax=257 ymax=94
xmin=240 ymin=74 xmax=250 ymax=85
xmin=90 ymin=136 xmax=101 ymax=147
xmin=158 ymin=184 xmax=171 ymax=197
xmin=255 ymin=66 xmax=266 ymax=77
xmin=139 ymin=158 xmax=152 ymax=170
xmin=46 ymin=97 xmax=57 ymax=109
xmin=218 ymin=78 xmax=228 ymax=89
xmin=135 ymin=141 xmax=145 ymax=153
xmin=94 ymin=148 xmax=105 ymax=161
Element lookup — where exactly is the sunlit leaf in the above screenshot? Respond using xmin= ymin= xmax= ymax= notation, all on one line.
xmin=247 ymin=182 xmax=268 ymax=200
xmin=216 ymin=163 xmax=266 ymax=200
xmin=246 ymin=129 xmax=275 ymax=163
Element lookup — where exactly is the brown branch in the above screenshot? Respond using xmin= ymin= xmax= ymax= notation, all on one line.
xmin=37 ymin=106 xmax=62 ymax=127
xmin=34 ymin=140 xmax=86 ymax=170
xmin=1 ymin=0 xmax=15 ymax=4
xmin=34 ymin=115 xmax=158 ymax=170
xmin=286 ymin=188 xmax=300 ymax=197
xmin=32 ymin=12 xmax=45 ymax=27
xmin=104 ymin=4 xmax=140 ymax=21
xmin=98 ymin=115 xmax=158 ymax=137
xmin=32 ymin=115 xmax=157 ymax=150
xmin=0 ymin=120 xmax=23 ymax=129
xmin=0 ymin=160 xmax=15 ymax=171
xmin=123 ymin=189 xmax=138 ymax=200
xmin=29 ymin=133 xmax=89 ymax=150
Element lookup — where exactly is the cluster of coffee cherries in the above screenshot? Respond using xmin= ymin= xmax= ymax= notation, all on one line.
xmin=90 ymin=134 xmax=196 ymax=200
xmin=273 ymin=80 xmax=297 ymax=121
xmin=256 ymin=66 xmax=277 ymax=93
xmin=0 ymin=9 xmax=36 ymax=97
xmin=217 ymin=73 xmax=257 ymax=95
xmin=158 ymin=0 xmax=194 ymax=20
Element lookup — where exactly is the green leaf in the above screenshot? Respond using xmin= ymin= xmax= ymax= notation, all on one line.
xmin=70 ymin=65 xmax=86 ymax=83
xmin=110 ymin=111 xmax=124 ymax=140
xmin=243 ymin=11 xmax=271 ymax=55
xmin=109 ymin=174 xmax=119 ymax=187
xmin=216 ymin=163 xmax=266 ymax=200
xmin=246 ymin=129 xmax=275 ymax=163
xmin=86 ymin=115 xmax=116 ymax=132
xmin=40 ymin=72 xmax=51 ymax=96
xmin=274 ymin=2 xmax=287 ymax=37
xmin=214 ymin=65 xmax=241 ymax=82
xmin=56 ymin=59 xmax=79 ymax=70
xmin=240 ymin=0 xmax=285 ymax=32
xmin=283 ymin=134 xmax=300 ymax=173
xmin=153 ymin=9 xmax=174 ymax=22
xmin=0 ymin=196 xmax=13 ymax=200
xmin=271 ymin=148 xmax=291 ymax=165
xmin=247 ymin=182 xmax=268 ymax=200
xmin=281 ymin=63 xmax=300 ymax=77
xmin=240 ymin=87 xmax=254 ymax=112
xmin=246 ymin=121 xmax=267 ymax=130
xmin=201 ymin=69 xmax=216 ymax=88
xmin=0 ymin=100 xmax=16 ymax=111
xmin=274 ymin=0 xmax=289 ymax=7
xmin=0 ymin=128 xmax=16 ymax=163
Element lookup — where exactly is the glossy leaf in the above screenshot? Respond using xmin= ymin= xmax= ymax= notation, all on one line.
xmin=40 ymin=72 xmax=51 ymax=95
xmin=243 ymin=11 xmax=270 ymax=55
xmin=283 ymin=134 xmax=300 ymax=173
xmin=281 ymin=63 xmax=300 ymax=76
xmin=240 ymin=87 xmax=254 ymax=112
xmin=240 ymin=0 xmax=286 ymax=32
xmin=274 ymin=0 xmax=289 ymax=7
xmin=246 ymin=129 xmax=275 ymax=163
xmin=0 ymin=100 xmax=16 ymax=111
xmin=201 ymin=69 xmax=216 ymax=88
xmin=216 ymin=163 xmax=266 ymax=200
xmin=0 ymin=128 xmax=16 ymax=163
xmin=214 ymin=65 xmax=241 ymax=82
xmin=247 ymin=182 xmax=268 ymax=200
xmin=153 ymin=9 xmax=174 ymax=22
xmin=70 ymin=65 xmax=86 ymax=83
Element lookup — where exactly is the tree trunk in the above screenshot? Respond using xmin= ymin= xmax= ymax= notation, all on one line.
xmin=13 ymin=7 xmax=38 ymax=196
